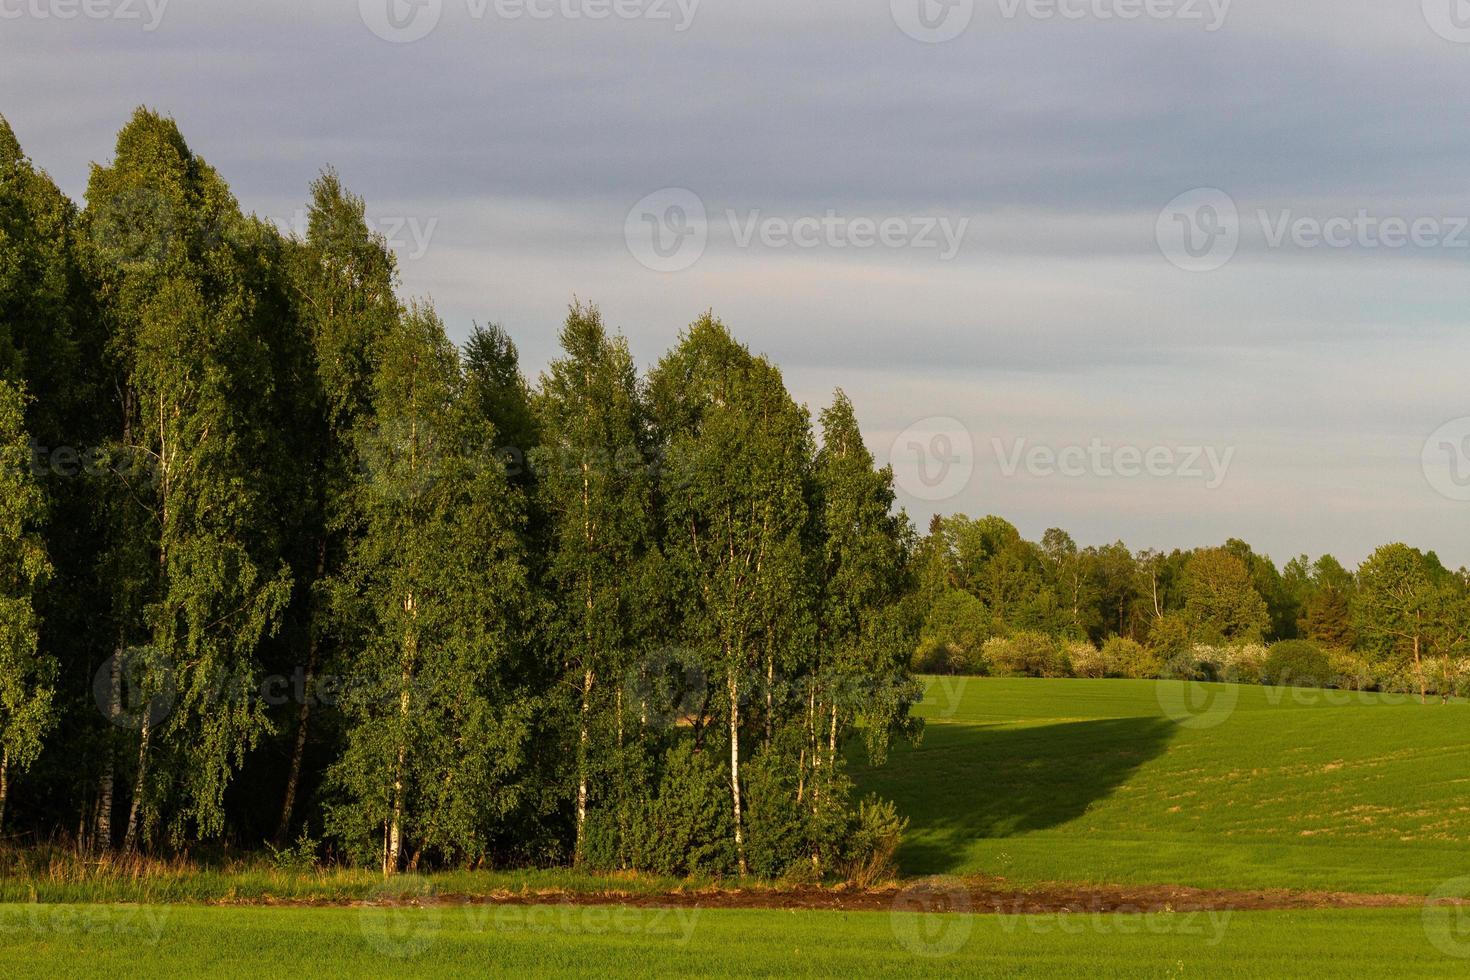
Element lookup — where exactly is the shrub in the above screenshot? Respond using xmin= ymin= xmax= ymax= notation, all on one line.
xmin=742 ymin=750 xmax=810 ymax=879
xmin=984 ymin=632 xmax=1069 ymax=678
xmin=265 ymin=830 xmax=319 ymax=874
xmin=1262 ymin=640 xmax=1333 ymax=688
xmin=1067 ymin=641 xmax=1109 ymax=679
xmin=841 ymin=795 xmax=908 ymax=888
xmin=1221 ymin=643 xmax=1268 ymax=685
xmin=624 ymin=742 xmax=736 ymax=877
xmin=1105 ymin=636 xmax=1159 ymax=679
xmin=1324 ymin=647 xmax=1379 ymax=691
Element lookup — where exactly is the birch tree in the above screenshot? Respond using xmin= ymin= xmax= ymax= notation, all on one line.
xmin=273 ymin=170 xmax=400 ymax=843
xmin=84 ymin=108 xmax=293 ymax=847
xmin=531 ymin=303 xmax=656 ymax=864
xmin=329 ymin=302 xmax=533 ymax=874
xmin=648 ymin=314 xmax=811 ymax=876
xmin=0 ymin=380 xmax=54 ymax=831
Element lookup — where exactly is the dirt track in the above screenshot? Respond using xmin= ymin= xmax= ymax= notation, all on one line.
xmin=343 ymin=878 xmax=1454 ymax=914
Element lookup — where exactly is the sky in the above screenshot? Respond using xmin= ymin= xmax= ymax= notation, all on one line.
xmin=4 ymin=0 xmax=1469 ymax=567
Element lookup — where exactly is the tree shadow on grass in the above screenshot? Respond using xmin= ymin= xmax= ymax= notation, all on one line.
xmin=851 ymin=717 xmax=1178 ymax=875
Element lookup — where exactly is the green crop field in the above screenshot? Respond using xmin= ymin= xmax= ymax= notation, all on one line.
xmin=852 ymin=677 xmax=1470 ymax=895
xmin=0 ymin=903 xmax=1465 ymax=979
xmin=5 ymin=677 xmax=1469 ymax=976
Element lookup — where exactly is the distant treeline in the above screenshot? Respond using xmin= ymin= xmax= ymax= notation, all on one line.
xmin=912 ymin=517 xmax=1470 ymax=699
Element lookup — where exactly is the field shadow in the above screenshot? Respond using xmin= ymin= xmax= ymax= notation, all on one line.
xmin=851 ymin=717 xmax=1178 ymax=875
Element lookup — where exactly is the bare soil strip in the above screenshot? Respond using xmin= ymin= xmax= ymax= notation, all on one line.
xmin=320 ymin=878 xmax=1454 ymax=914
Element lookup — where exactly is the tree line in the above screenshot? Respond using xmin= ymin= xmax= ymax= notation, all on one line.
xmin=3 ymin=108 xmax=1464 ymax=875
xmin=0 ymin=109 xmax=919 ymax=877
xmin=913 ymin=516 xmax=1470 ymax=701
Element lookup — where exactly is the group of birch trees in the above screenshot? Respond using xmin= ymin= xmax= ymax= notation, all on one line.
xmin=0 ymin=109 xmax=921 ymax=877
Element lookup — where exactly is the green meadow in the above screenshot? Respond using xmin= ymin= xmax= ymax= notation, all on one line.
xmin=852 ymin=677 xmax=1470 ymax=894
xmin=5 ymin=677 xmax=1469 ymax=976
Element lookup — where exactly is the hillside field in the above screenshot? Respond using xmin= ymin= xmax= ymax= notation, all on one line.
xmin=852 ymin=676 xmax=1470 ymax=895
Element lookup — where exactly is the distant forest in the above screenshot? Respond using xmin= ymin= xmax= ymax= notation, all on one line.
xmin=0 ymin=108 xmax=1462 ymax=876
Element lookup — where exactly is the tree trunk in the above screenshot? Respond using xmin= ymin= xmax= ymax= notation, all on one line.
xmin=0 ymin=747 xmax=9 ymax=832
xmin=764 ymin=653 xmax=774 ymax=747
xmin=386 ymin=593 xmax=417 ymax=876
xmin=122 ymin=710 xmax=151 ymax=852
xmin=574 ymin=667 xmax=594 ymax=866
xmin=1413 ymin=633 xmax=1426 ymax=705
xmin=275 ymin=540 xmax=327 ymax=845
xmin=274 ymin=651 xmax=316 ymax=845
xmin=828 ymin=700 xmax=839 ymax=772
xmin=809 ymin=684 xmax=821 ymax=806
xmin=96 ymin=642 xmax=122 ymax=849
xmin=728 ymin=667 xmax=747 ymax=877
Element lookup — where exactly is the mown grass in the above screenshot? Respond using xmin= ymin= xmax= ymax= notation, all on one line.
xmin=851 ymin=677 xmax=1470 ymax=895
xmin=0 ymin=902 xmax=1462 ymax=978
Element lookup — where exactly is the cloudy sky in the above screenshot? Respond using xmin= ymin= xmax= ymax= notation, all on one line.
xmin=4 ymin=0 xmax=1469 ymax=567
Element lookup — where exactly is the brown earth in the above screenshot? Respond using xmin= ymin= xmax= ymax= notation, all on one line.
xmin=336 ymin=877 xmax=1457 ymax=914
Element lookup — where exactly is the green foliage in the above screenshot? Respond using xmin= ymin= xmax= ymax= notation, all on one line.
xmin=842 ymin=794 xmax=908 ymax=886
xmin=0 ymin=380 xmax=54 ymax=826
xmin=913 ymin=588 xmax=988 ymax=673
xmin=264 ymin=829 xmax=320 ymax=874
xmin=328 ymin=302 xmax=535 ymax=871
xmin=982 ymin=632 xmax=1068 ymax=677
xmin=1103 ymin=636 xmax=1159 ymax=680
xmin=622 ymin=743 xmax=736 ymax=877
xmin=1183 ymin=547 xmax=1270 ymax=644
xmin=1262 ymin=640 xmax=1333 ymax=688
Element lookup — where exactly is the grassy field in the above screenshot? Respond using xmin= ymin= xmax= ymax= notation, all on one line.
xmin=0 ymin=902 xmax=1465 ymax=978
xmin=4 ymin=676 xmax=1468 ymax=976
xmin=852 ymin=676 xmax=1470 ymax=895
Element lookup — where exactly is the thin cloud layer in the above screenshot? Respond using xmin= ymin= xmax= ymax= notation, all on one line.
xmin=4 ymin=0 xmax=1467 ymax=564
